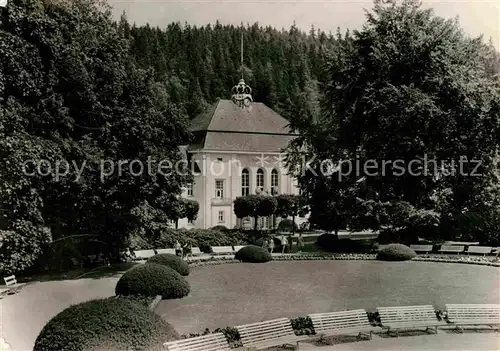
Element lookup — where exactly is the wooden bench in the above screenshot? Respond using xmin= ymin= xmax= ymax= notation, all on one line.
xmin=134 ymin=249 xmax=156 ymax=260
xmin=309 ymin=309 xmax=379 ymax=340
xmin=446 ymin=304 xmax=500 ymax=331
xmin=377 ymin=305 xmax=442 ymax=335
xmin=438 ymin=245 xmax=464 ymax=254
xmin=235 ymin=317 xmax=306 ymax=350
xmin=164 ymin=332 xmax=231 ymax=351
xmin=191 ymin=247 xmax=202 ymax=255
xmin=211 ymin=246 xmax=235 ymax=255
xmin=410 ymin=244 xmax=433 ymax=253
xmin=466 ymin=246 xmax=492 ymax=256
xmin=3 ymin=275 xmax=25 ymax=294
xmin=233 ymin=245 xmax=245 ymax=252
xmin=156 ymin=248 xmax=176 ymax=255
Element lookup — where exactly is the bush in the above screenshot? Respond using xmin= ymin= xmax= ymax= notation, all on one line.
xmin=210 ymin=225 xmax=229 ymax=231
xmin=377 ymin=243 xmax=417 ymax=261
xmin=277 ymin=218 xmax=297 ymax=232
xmin=316 ymin=234 xmax=375 ymax=253
xmin=0 ymin=221 xmax=52 ymax=275
xmin=115 ymin=263 xmax=190 ymax=299
xmin=234 ymin=245 xmax=272 ymax=263
xmin=33 ymin=297 xmax=179 ymax=351
xmin=147 ymin=253 xmax=190 ymax=276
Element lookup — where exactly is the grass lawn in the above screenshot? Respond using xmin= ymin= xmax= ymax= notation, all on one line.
xmin=156 ymin=260 xmax=500 ymax=335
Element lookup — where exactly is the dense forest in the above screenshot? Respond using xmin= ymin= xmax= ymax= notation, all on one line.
xmin=121 ymin=18 xmax=342 ymax=121
xmin=122 ymin=15 xmax=500 ymax=122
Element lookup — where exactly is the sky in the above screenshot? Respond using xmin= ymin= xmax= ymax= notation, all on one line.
xmin=107 ymin=0 xmax=500 ymax=49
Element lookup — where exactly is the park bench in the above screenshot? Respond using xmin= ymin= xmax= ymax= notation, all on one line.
xmin=191 ymin=247 xmax=202 ymax=255
xmin=233 ymin=245 xmax=245 ymax=252
xmin=309 ymin=309 xmax=379 ymax=340
xmin=156 ymin=248 xmax=176 ymax=255
xmin=235 ymin=317 xmax=307 ymax=350
xmin=164 ymin=332 xmax=231 ymax=351
xmin=410 ymin=244 xmax=433 ymax=254
xmin=134 ymin=249 xmax=156 ymax=260
xmin=445 ymin=304 xmax=500 ymax=331
xmin=466 ymin=246 xmax=492 ymax=256
xmin=377 ymin=305 xmax=442 ymax=336
xmin=211 ymin=246 xmax=235 ymax=255
xmin=3 ymin=275 xmax=25 ymax=294
xmin=438 ymin=245 xmax=464 ymax=254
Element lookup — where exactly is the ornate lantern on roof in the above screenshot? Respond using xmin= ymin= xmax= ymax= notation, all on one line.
xmin=231 ymin=29 xmax=252 ymax=110
xmin=231 ymin=79 xmax=253 ymax=109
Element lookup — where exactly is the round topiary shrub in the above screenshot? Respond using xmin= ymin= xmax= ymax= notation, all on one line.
xmin=115 ymin=263 xmax=190 ymax=299
xmin=377 ymin=243 xmax=417 ymax=261
xmin=147 ymin=253 xmax=190 ymax=276
xmin=235 ymin=245 xmax=273 ymax=263
xmin=277 ymin=218 xmax=297 ymax=232
xmin=33 ymin=297 xmax=179 ymax=351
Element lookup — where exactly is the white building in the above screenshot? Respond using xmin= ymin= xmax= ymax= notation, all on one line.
xmin=177 ymin=80 xmax=304 ymax=230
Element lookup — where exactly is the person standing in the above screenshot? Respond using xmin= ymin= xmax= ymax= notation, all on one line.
xmin=262 ymin=238 xmax=269 ymax=251
xmin=281 ymin=235 xmax=287 ymax=253
xmin=174 ymin=241 xmax=182 ymax=257
xmin=269 ymin=237 xmax=275 ymax=253
xmin=297 ymin=233 xmax=304 ymax=253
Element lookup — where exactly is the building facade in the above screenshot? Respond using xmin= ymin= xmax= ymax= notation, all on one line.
xmin=177 ymin=82 xmax=305 ymax=229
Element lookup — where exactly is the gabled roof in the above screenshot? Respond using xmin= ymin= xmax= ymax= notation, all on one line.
xmin=189 ymin=99 xmax=296 ymax=135
xmin=188 ymin=99 xmax=299 ymax=152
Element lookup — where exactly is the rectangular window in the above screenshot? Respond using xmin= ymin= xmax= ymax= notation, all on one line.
xmin=186 ymin=183 xmax=193 ymax=197
xmin=242 ymin=171 xmax=249 ymax=196
xmin=215 ymin=180 xmax=224 ymax=198
xmin=256 ymin=170 xmax=264 ymax=192
xmin=218 ymin=211 xmax=224 ymax=223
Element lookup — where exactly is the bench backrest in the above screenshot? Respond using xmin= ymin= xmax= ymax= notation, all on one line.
xmin=191 ymin=247 xmax=201 ymax=255
xmin=211 ymin=246 xmax=235 ymax=254
xmin=309 ymin=309 xmax=372 ymax=332
xmin=156 ymin=248 xmax=176 ymax=255
xmin=466 ymin=246 xmax=492 ymax=254
xmin=378 ymin=305 xmax=437 ymax=324
xmin=236 ymin=318 xmax=296 ymax=346
xmin=134 ymin=249 xmax=156 ymax=259
xmin=410 ymin=244 xmax=433 ymax=252
xmin=164 ymin=333 xmax=231 ymax=351
xmin=4 ymin=275 xmax=17 ymax=286
xmin=446 ymin=304 xmax=500 ymax=323
xmin=233 ymin=245 xmax=245 ymax=252
xmin=439 ymin=245 xmax=465 ymax=253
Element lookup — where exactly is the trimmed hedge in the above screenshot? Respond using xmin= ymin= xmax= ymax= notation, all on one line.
xmin=116 ymin=263 xmax=190 ymax=299
xmin=277 ymin=218 xmax=297 ymax=232
xmin=377 ymin=243 xmax=417 ymax=261
xmin=133 ymin=228 xmax=248 ymax=251
xmin=316 ymin=234 xmax=375 ymax=253
xmin=147 ymin=253 xmax=190 ymax=276
xmin=235 ymin=245 xmax=273 ymax=263
xmin=33 ymin=297 xmax=179 ymax=351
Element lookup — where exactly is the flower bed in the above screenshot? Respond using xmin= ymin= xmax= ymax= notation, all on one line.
xmin=184 ymin=252 xmax=500 ymax=267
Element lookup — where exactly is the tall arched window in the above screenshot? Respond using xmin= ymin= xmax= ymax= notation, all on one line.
xmin=271 ymin=169 xmax=279 ymax=194
xmin=241 ymin=168 xmax=250 ymax=196
xmin=256 ymin=168 xmax=264 ymax=192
